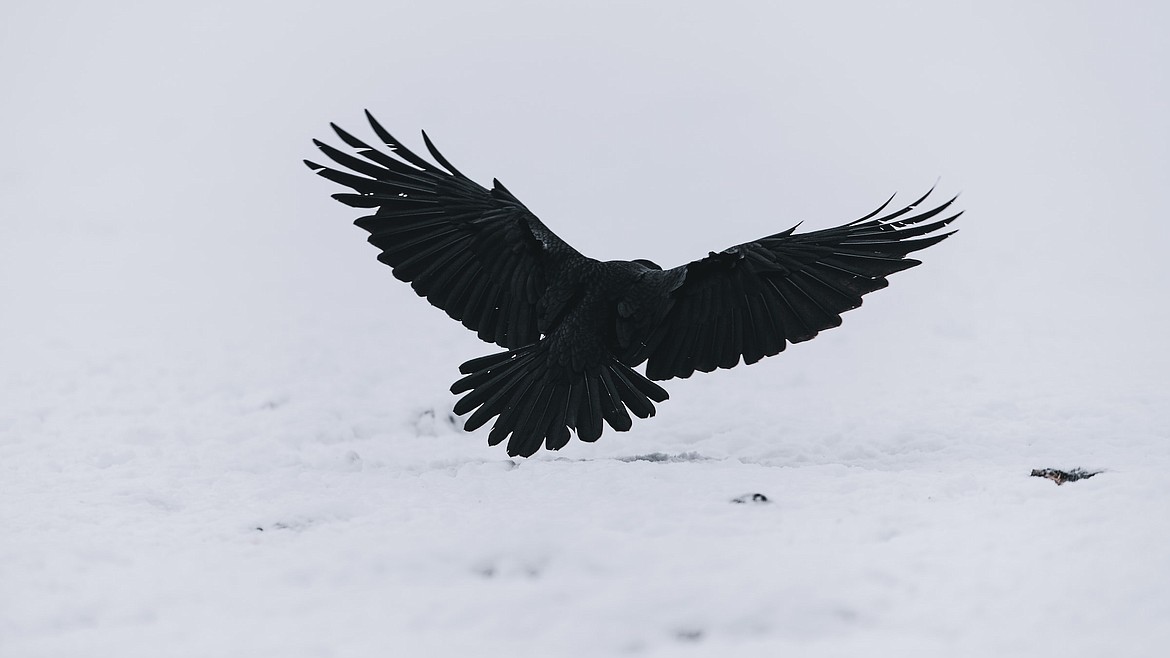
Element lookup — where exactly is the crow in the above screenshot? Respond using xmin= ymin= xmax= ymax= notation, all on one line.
xmin=306 ymin=112 xmax=960 ymax=457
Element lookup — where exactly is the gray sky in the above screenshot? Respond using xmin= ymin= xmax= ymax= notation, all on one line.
xmin=2 ymin=0 xmax=1167 ymax=399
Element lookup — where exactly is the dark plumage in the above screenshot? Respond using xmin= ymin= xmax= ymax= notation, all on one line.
xmin=306 ymin=113 xmax=960 ymax=457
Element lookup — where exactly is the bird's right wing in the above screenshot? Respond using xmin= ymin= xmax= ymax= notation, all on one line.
xmin=631 ymin=190 xmax=961 ymax=380
xmin=306 ymin=112 xmax=587 ymax=349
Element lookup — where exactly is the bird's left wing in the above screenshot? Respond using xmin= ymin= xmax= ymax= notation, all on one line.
xmin=305 ymin=112 xmax=586 ymax=349
xmin=628 ymin=190 xmax=961 ymax=380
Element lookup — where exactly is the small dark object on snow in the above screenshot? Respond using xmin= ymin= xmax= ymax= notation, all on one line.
xmin=307 ymin=113 xmax=960 ymax=457
xmin=731 ymin=493 xmax=770 ymax=504
xmin=1030 ymin=468 xmax=1101 ymax=485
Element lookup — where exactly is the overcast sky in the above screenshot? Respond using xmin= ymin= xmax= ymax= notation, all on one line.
xmin=2 ymin=0 xmax=1167 ymax=403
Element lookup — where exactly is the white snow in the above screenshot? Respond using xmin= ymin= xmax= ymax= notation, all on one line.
xmin=3 ymin=2 xmax=1169 ymax=656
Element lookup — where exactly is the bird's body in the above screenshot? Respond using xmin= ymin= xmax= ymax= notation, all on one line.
xmin=307 ymin=113 xmax=960 ymax=456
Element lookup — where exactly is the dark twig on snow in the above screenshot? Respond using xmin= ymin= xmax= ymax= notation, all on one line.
xmin=1030 ymin=468 xmax=1101 ymax=485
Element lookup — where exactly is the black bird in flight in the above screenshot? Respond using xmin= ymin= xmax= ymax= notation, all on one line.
xmin=306 ymin=113 xmax=960 ymax=457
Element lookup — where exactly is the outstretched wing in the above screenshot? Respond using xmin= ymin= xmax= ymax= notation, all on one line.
xmin=634 ymin=189 xmax=961 ymax=380
xmin=305 ymin=112 xmax=586 ymax=349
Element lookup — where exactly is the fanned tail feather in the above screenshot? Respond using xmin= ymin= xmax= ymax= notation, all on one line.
xmin=451 ymin=344 xmax=668 ymax=457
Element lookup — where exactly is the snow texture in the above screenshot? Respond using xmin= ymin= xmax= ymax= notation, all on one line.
xmin=2 ymin=2 xmax=1168 ymax=656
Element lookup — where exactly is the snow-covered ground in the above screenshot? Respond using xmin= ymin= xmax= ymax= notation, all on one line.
xmin=3 ymin=2 xmax=1168 ymax=656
